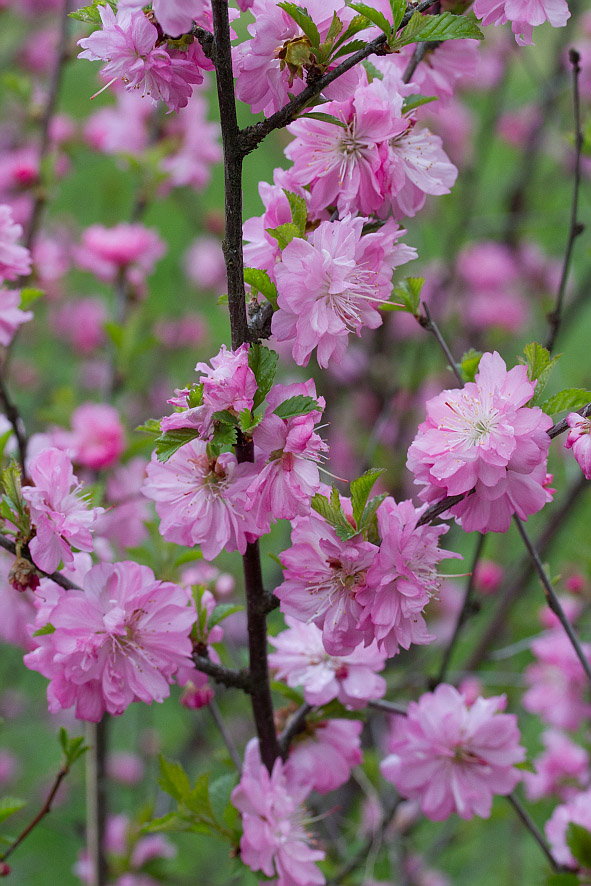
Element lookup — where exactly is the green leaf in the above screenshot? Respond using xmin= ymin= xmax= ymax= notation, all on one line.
xmin=141 ymin=811 xmax=211 ymax=836
xmin=104 ymin=320 xmax=124 ymax=349
xmin=359 ymin=493 xmax=387 ymax=542
xmin=540 ymin=388 xmax=591 ymax=416
xmin=459 ymin=348 xmax=482 ymax=384
xmin=208 ymin=604 xmax=244 ymax=630
xmin=277 ymin=3 xmax=320 ymax=47
xmin=155 ymin=428 xmax=201 ymax=463
xmin=158 ymin=756 xmax=191 ymax=804
xmin=283 ymin=190 xmax=308 ymax=235
xmin=301 ymin=110 xmax=347 ymax=128
xmin=311 ymin=491 xmax=357 ymax=541
xmin=333 ymin=14 xmax=372 ymax=48
xmin=249 ymin=344 xmax=279 ymax=411
xmin=271 ymin=681 xmax=306 ymax=705
xmin=520 ymin=342 xmax=561 ymax=406
xmin=0 ymin=797 xmax=26 ymax=826
xmin=545 ymin=875 xmax=580 ymax=886
xmin=395 ymin=10 xmax=484 ymax=48
xmin=266 ymin=222 xmax=302 ymax=250
xmin=402 ymin=94 xmax=437 ymax=114
xmin=390 ymin=0 xmax=407 ymax=30
xmin=210 ymin=422 xmax=237 ymax=450
xmin=238 ymin=408 xmax=261 ymax=434
xmin=243 ymin=268 xmax=278 ymax=309
xmin=393 ymin=277 xmax=424 ymax=316
xmin=212 ymin=410 xmax=239 ymax=427
xmin=566 ymin=821 xmax=591 ymax=868
xmin=19 ymin=287 xmax=44 ymax=309
xmin=350 ymin=2 xmax=392 ymax=36
xmin=351 ymin=469 xmax=384 ymax=527
xmin=187 ymin=384 xmax=204 ymax=409
xmin=136 ymin=418 xmax=161 ymax=436
xmin=273 ymin=395 xmax=320 ymax=420
xmin=69 ymin=0 xmax=116 ymax=23
xmin=217 ymin=293 xmax=228 ymax=305
xmin=33 ymin=623 xmax=55 ymax=637
xmin=208 ymin=773 xmax=236 ymax=826
xmin=331 ymin=38 xmax=368 ymax=60
xmin=58 ymin=728 xmax=88 ymax=766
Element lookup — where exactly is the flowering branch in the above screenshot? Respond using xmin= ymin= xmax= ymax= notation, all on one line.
xmin=85 ymin=719 xmax=109 ymax=886
xmin=192 ymin=652 xmax=253 ymax=693
xmin=0 ymin=533 xmax=81 ymax=591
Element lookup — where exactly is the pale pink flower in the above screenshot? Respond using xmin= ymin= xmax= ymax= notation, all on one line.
xmin=142 ymin=439 xmax=266 ymax=560
xmin=565 ymin=413 xmax=591 ymax=479
xmin=184 ymin=235 xmax=226 ymax=291
xmin=473 ymin=559 xmax=504 ymax=594
xmin=381 ymin=684 xmax=524 ymax=820
xmin=65 ymin=403 xmax=126 ymax=470
xmin=152 ymin=0 xmax=210 ymax=36
xmin=457 ymin=241 xmax=519 ymax=290
xmin=154 ymin=314 xmax=207 ymax=349
xmin=77 ymin=5 xmax=204 ymax=112
xmin=160 ymin=92 xmax=221 ymax=192
xmin=24 ymin=561 xmax=195 ymax=721
xmin=50 ymin=298 xmax=106 ymax=354
xmin=473 ymin=0 xmax=570 ymax=44
xmin=407 ymin=352 xmax=553 ymax=533
xmin=384 ymin=123 xmax=458 ymax=219
xmin=286 ymin=719 xmax=362 ymax=794
xmin=378 ymin=40 xmax=481 ymax=104
xmin=524 ymin=731 xmax=589 ymax=802
xmin=107 ymin=752 xmax=145 ymax=785
xmin=272 ymin=215 xmax=416 ymax=368
xmin=84 ymin=88 xmax=153 ymax=155
xmin=546 ymin=790 xmax=591 ymax=868
xmin=75 ymin=223 xmax=165 ymax=285
xmin=269 ymin=617 xmax=387 ymax=709
xmin=0 ymin=287 xmax=33 ymax=346
xmin=523 ymin=631 xmax=591 ymax=730
xmin=231 ymin=739 xmax=325 ymax=886
xmin=0 ymin=550 xmax=36 ymax=649
xmin=243 ymin=175 xmax=309 ymax=282
xmin=22 ymin=447 xmax=103 ymax=573
xmin=95 ymin=458 xmax=150 ymax=550
xmin=0 ymin=204 xmax=31 ymax=282
xmin=357 ymin=498 xmax=459 ymax=657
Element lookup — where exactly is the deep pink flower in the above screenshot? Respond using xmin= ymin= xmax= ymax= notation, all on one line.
xmin=0 ymin=204 xmax=31 ymax=283
xmin=269 ymin=617 xmax=387 ymax=709
xmin=473 ymin=559 xmax=504 ymax=594
xmin=381 ymin=684 xmax=525 ymax=820
xmin=142 ymin=439 xmax=267 ymax=560
xmin=524 ymin=730 xmax=589 ymax=802
xmin=272 ymin=216 xmax=416 ymax=368
xmin=75 ymin=223 xmax=165 ymax=285
xmin=407 ymin=352 xmax=553 ymax=533
xmin=231 ymin=739 xmax=325 ymax=886
xmin=24 ymin=561 xmax=195 ymax=721
xmin=22 ymin=447 xmax=103 ymax=573
xmin=357 ymin=498 xmax=460 ymax=657
xmin=286 ymin=719 xmax=362 ymax=794
xmin=66 ymin=403 xmax=126 ymax=470
xmin=565 ymin=413 xmax=591 ymax=479
xmin=0 ymin=288 xmax=33 ymax=346
xmin=77 ymin=5 xmax=203 ymax=112
xmin=523 ymin=631 xmax=591 ymax=730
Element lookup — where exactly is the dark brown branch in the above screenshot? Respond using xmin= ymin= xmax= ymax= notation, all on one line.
xmin=0 ymin=533 xmax=81 ymax=591
xmin=367 ymin=698 xmax=408 ymax=716
xmin=507 ymin=794 xmax=559 ymax=873
xmin=0 ymin=375 xmax=28 ymax=478
xmin=278 ymin=703 xmax=313 ymax=758
xmin=548 ymin=402 xmax=591 ymax=439
xmin=545 ymin=49 xmax=585 ymax=353
xmin=239 ymin=0 xmax=438 ymax=156
xmin=192 ymin=652 xmax=253 ymax=692
xmin=0 ymin=764 xmax=69 ymax=863
xmin=85 ymin=718 xmax=109 ymax=886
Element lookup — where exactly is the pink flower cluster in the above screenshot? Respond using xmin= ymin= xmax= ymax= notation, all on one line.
xmin=407 ymin=352 xmax=553 ymax=533
xmin=75 ymin=223 xmax=166 ymax=289
xmin=523 ymin=631 xmax=591 ymax=730
xmin=0 ymin=204 xmax=31 ymax=282
xmin=565 ymin=412 xmax=591 ymax=479
xmin=473 ymin=0 xmax=570 ymax=46
xmin=381 ymin=684 xmax=525 ymax=820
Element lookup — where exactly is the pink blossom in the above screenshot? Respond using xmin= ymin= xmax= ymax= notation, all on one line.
xmin=0 ymin=287 xmax=33 ymax=346
xmin=546 ymin=790 xmax=591 ymax=868
xmin=523 ymin=631 xmax=591 ymax=730
xmin=183 ymin=235 xmax=226 ymax=291
xmin=231 ymin=739 xmax=325 ymax=886
xmin=152 ymin=0 xmax=209 ymax=36
xmin=75 ymin=223 xmax=165 ymax=286
xmin=107 ymin=752 xmax=145 ymax=785
xmin=0 ymin=204 xmax=31 ymax=282
xmin=142 ymin=439 xmax=266 ymax=560
xmin=77 ymin=5 xmax=204 ymax=112
xmin=160 ymin=92 xmax=221 ymax=192
xmin=473 ymin=0 xmax=570 ymax=45
xmin=50 ymin=298 xmax=106 ymax=354
xmin=378 ymin=40 xmax=481 ymax=104
xmin=84 ymin=89 xmax=153 ymax=155
xmin=457 ymin=241 xmax=519 ymax=290
xmin=357 ymin=498 xmax=459 ymax=657
xmin=286 ymin=719 xmax=363 ymax=794
xmin=381 ymin=684 xmax=525 ymax=820
xmin=64 ymin=403 xmax=126 ymax=471
xmin=24 ymin=561 xmax=195 ymax=721
xmin=272 ymin=216 xmax=416 ymax=368
xmin=95 ymin=458 xmax=150 ymax=550
xmin=407 ymin=352 xmax=553 ymax=533
xmin=269 ymin=617 xmax=387 ymax=709
xmin=384 ymin=122 xmax=458 ymax=219
xmin=473 ymin=559 xmax=504 ymax=594
xmin=565 ymin=413 xmax=591 ymax=479
xmin=154 ymin=314 xmax=207 ymax=349
xmin=22 ymin=447 xmax=103 ymax=573
xmin=0 ymin=551 xmax=36 ymax=649
xmin=524 ymin=731 xmax=589 ymax=802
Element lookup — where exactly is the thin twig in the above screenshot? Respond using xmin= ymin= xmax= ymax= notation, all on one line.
xmin=418 ymin=303 xmax=464 ymax=386
xmin=85 ymin=718 xmax=109 ymax=886
xmin=0 ymin=764 xmax=69 ymax=862
xmin=328 ymin=798 xmax=402 ymax=885
xmin=367 ymin=699 xmax=408 ymax=716
xmin=507 ymin=794 xmax=559 ymax=872
xmin=434 ymin=533 xmax=485 ymax=686
xmin=192 ymin=653 xmax=253 ymax=693
xmin=0 ymin=375 xmax=28 ymax=477
xmin=278 ymin=703 xmax=313 ymax=758
xmin=208 ymin=700 xmax=243 ymax=773
xmin=0 ymin=533 xmax=82 ymax=591
xmin=402 ymin=42 xmax=434 ymax=84
xmin=545 ymin=49 xmax=584 ymax=353
xmin=514 ymin=515 xmax=591 ymax=686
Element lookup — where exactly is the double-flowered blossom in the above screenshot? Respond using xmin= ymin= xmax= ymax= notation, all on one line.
xmin=24 ymin=561 xmax=195 ymax=721
xmin=231 ymin=739 xmax=325 ymax=886
xmin=356 ymin=498 xmax=460 ymax=657
xmin=142 ymin=439 xmax=266 ymax=560
xmin=564 ymin=412 xmax=591 ymax=479
xmin=523 ymin=730 xmax=589 ymax=802
xmin=77 ymin=5 xmax=204 ymax=112
xmin=286 ymin=719 xmax=363 ymax=795
xmin=0 ymin=288 xmax=33 ymax=347
xmin=407 ymin=351 xmax=553 ymax=533
xmin=381 ymin=685 xmax=525 ymax=820
xmin=522 ymin=631 xmax=591 ymax=730
xmin=269 ymin=617 xmax=387 ymax=709
xmin=0 ymin=204 xmax=31 ymax=282
xmin=22 ymin=447 xmax=104 ymax=573
xmin=75 ymin=223 xmax=166 ymax=287
xmin=272 ymin=216 xmax=416 ymax=368
xmin=546 ymin=790 xmax=591 ymax=869
xmin=473 ymin=0 xmax=570 ymax=46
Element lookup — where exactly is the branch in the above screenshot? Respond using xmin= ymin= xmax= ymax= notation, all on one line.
xmin=0 ymin=533 xmax=82 ymax=591
xmin=417 ymin=303 xmax=465 ymax=386
xmin=0 ymin=764 xmax=70 ymax=863
xmin=239 ymin=0 xmax=438 ymax=155
xmin=507 ymin=793 xmax=560 ymax=873
xmin=0 ymin=375 xmax=28 ymax=478
xmin=85 ymin=719 xmax=109 ymax=886
xmin=367 ymin=698 xmax=408 ymax=716
xmin=278 ymin=703 xmax=313 ymax=758
xmin=548 ymin=402 xmax=591 ymax=439
xmin=545 ymin=49 xmax=585 ymax=353
xmin=192 ymin=652 xmax=253 ymax=692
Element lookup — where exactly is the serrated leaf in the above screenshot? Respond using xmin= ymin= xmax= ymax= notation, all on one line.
xmin=20 ymin=287 xmax=44 ymax=309
xmin=283 ymin=190 xmax=308 ymax=235
xmin=350 ymin=2 xmax=392 ymax=35
xmin=208 ymin=604 xmax=244 ymax=630
xmin=141 ymin=811 xmax=211 ymax=835
xmin=459 ymin=348 xmax=482 ymax=384
xmin=520 ymin=342 xmax=561 ymax=406
xmin=393 ymin=277 xmax=424 ymax=316
xmin=271 ymin=681 xmax=306 ymax=705
xmin=155 ymin=428 xmax=201 ymax=463
xmin=0 ymin=797 xmax=26 ymax=826
xmin=325 ymin=11 xmax=343 ymax=42
xmin=301 ymin=110 xmax=347 ymax=128
xmin=33 ymin=623 xmax=55 ymax=637
xmin=69 ymin=0 xmax=116 ymax=23
xmin=266 ymin=222 xmax=302 ymax=250
xmin=277 ymin=2 xmax=320 ymax=47
xmin=186 ymin=773 xmax=213 ymax=817
xmin=566 ymin=822 xmax=591 ymax=868
xmin=243 ymin=268 xmax=278 ymax=309
xmin=359 ymin=493 xmax=387 ymax=543
xmin=136 ymin=418 xmax=161 ymax=436
xmin=390 ymin=0 xmax=407 ymax=30
xmin=249 ymin=344 xmax=279 ymax=411
xmin=209 ymin=773 xmax=236 ymax=826
xmin=311 ymin=491 xmax=357 ymax=540
xmin=540 ymin=388 xmax=591 ymax=416
xmin=212 ymin=410 xmax=239 ymax=427
xmin=273 ymin=395 xmax=320 ymax=420
xmin=396 ymin=10 xmax=484 ymax=48
xmin=333 ymin=14 xmax=372 ymax=48
xmin=402 ymin=94 xmax=437 ymax=114
xmin=331 ymin=38 xmax=368 ymax=60
xmin=210 ymin=422 xmax=237 ymax=449
xmin=238 ymin=408 xmax=259 ymax=434
xmin=158 ymin=757 xmax=191 ymax=804
xmin=351 ymin=469 xmax=384 ymax=527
